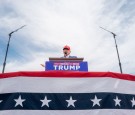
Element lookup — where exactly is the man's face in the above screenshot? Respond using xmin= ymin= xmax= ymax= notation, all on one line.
xmin=63 ymin=49 xmax=71 ymax=56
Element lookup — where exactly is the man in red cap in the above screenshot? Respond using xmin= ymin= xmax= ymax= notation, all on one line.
xmin=62 ymin=45 xmax=77 ymax=58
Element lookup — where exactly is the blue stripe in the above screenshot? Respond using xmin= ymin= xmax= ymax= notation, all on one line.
xmin=0 ymin=92 xmax=134 ymax=110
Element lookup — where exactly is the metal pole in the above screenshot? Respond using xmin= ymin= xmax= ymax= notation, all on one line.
xmin=100 ymin=27 xmax=123 ymax=73
xmin=2 ymin=25 xmax=26 ymax=73
xmin=113 ymin=34 xmax=123 ymax=73
xmin=2 ymin=35 xmax=11 ymax=73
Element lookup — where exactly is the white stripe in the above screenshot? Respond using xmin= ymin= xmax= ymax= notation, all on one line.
xmin=0 ymin=110 xmax=135 ymax=115
xmin=0 ymin=76 xmax=135 ymax=94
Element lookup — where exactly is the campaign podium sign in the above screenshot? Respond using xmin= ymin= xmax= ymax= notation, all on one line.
xmin=45 ymin=58 xmax=88 ymax=71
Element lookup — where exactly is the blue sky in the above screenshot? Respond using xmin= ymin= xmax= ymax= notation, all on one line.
xmin=0 ymin=0 xmax=135 ymax=74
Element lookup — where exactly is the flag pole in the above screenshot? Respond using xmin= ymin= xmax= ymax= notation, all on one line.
xmin=2 ymin=25 xmax=26 ymax=73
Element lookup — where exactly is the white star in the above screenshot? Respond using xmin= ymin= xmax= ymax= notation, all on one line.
xmin=113 ymin=96 xmax=121 ymax=107
xmin=40 ymin=96 xmax=52 ymax=107
xmin=14 ymin=95 xmax=26 ymax=107
xmin=66 ymin=96 xmax=77 ymax=107
xmin=131 ymin=97 xmax=135 ymax=107
xmin=91 ymin=95 xmax=102 ymax=107
xmin=0 ymin=100 xmax=3 ymax=103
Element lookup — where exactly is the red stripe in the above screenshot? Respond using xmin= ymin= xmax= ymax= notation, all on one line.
xmin=0 ymin=71 xmax=135 ymax=81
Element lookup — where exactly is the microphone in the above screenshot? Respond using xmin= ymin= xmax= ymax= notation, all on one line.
xmin=64 ymin=52 xmax=67 ymax=57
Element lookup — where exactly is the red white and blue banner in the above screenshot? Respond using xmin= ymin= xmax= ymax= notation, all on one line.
xmin=0 ymin=71 xmax=135 ymax=115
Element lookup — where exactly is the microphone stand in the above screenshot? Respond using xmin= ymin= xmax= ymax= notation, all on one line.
xmin=2 ymin=25 xmax=26 ymax=73
xmin=99 ymin=27 xmax=123 ymax=74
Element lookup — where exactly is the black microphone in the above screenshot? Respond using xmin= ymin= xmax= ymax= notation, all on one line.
xmin=64 ymin=52 xmax=67 ymax=57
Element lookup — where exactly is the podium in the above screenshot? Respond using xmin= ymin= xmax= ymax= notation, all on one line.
xmin=45 ymin=57 xmax=88 ymax=71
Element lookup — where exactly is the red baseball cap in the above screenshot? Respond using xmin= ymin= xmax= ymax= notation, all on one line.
xmin=63 ymin=45 xmax=70 ymax=50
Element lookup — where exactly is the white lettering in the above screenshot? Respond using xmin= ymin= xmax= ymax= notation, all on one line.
xmin=69 ymin=65 xmax=75 ymax=70
xmin=54 ymin=65 xmax=80 ymax=71
xmin=59 ymin=66 xmax=63 ymax=70
xmin=76 ymin=66 xmax=80 ymax=70
xmin=54 ymin=65 xmax=58 ymax=70
xmin=63 ymin=65 xmax=69 ymax=70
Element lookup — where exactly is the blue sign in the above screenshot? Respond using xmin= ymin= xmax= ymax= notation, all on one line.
xmin=45 ymin=61 xmax=88 ymax=71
